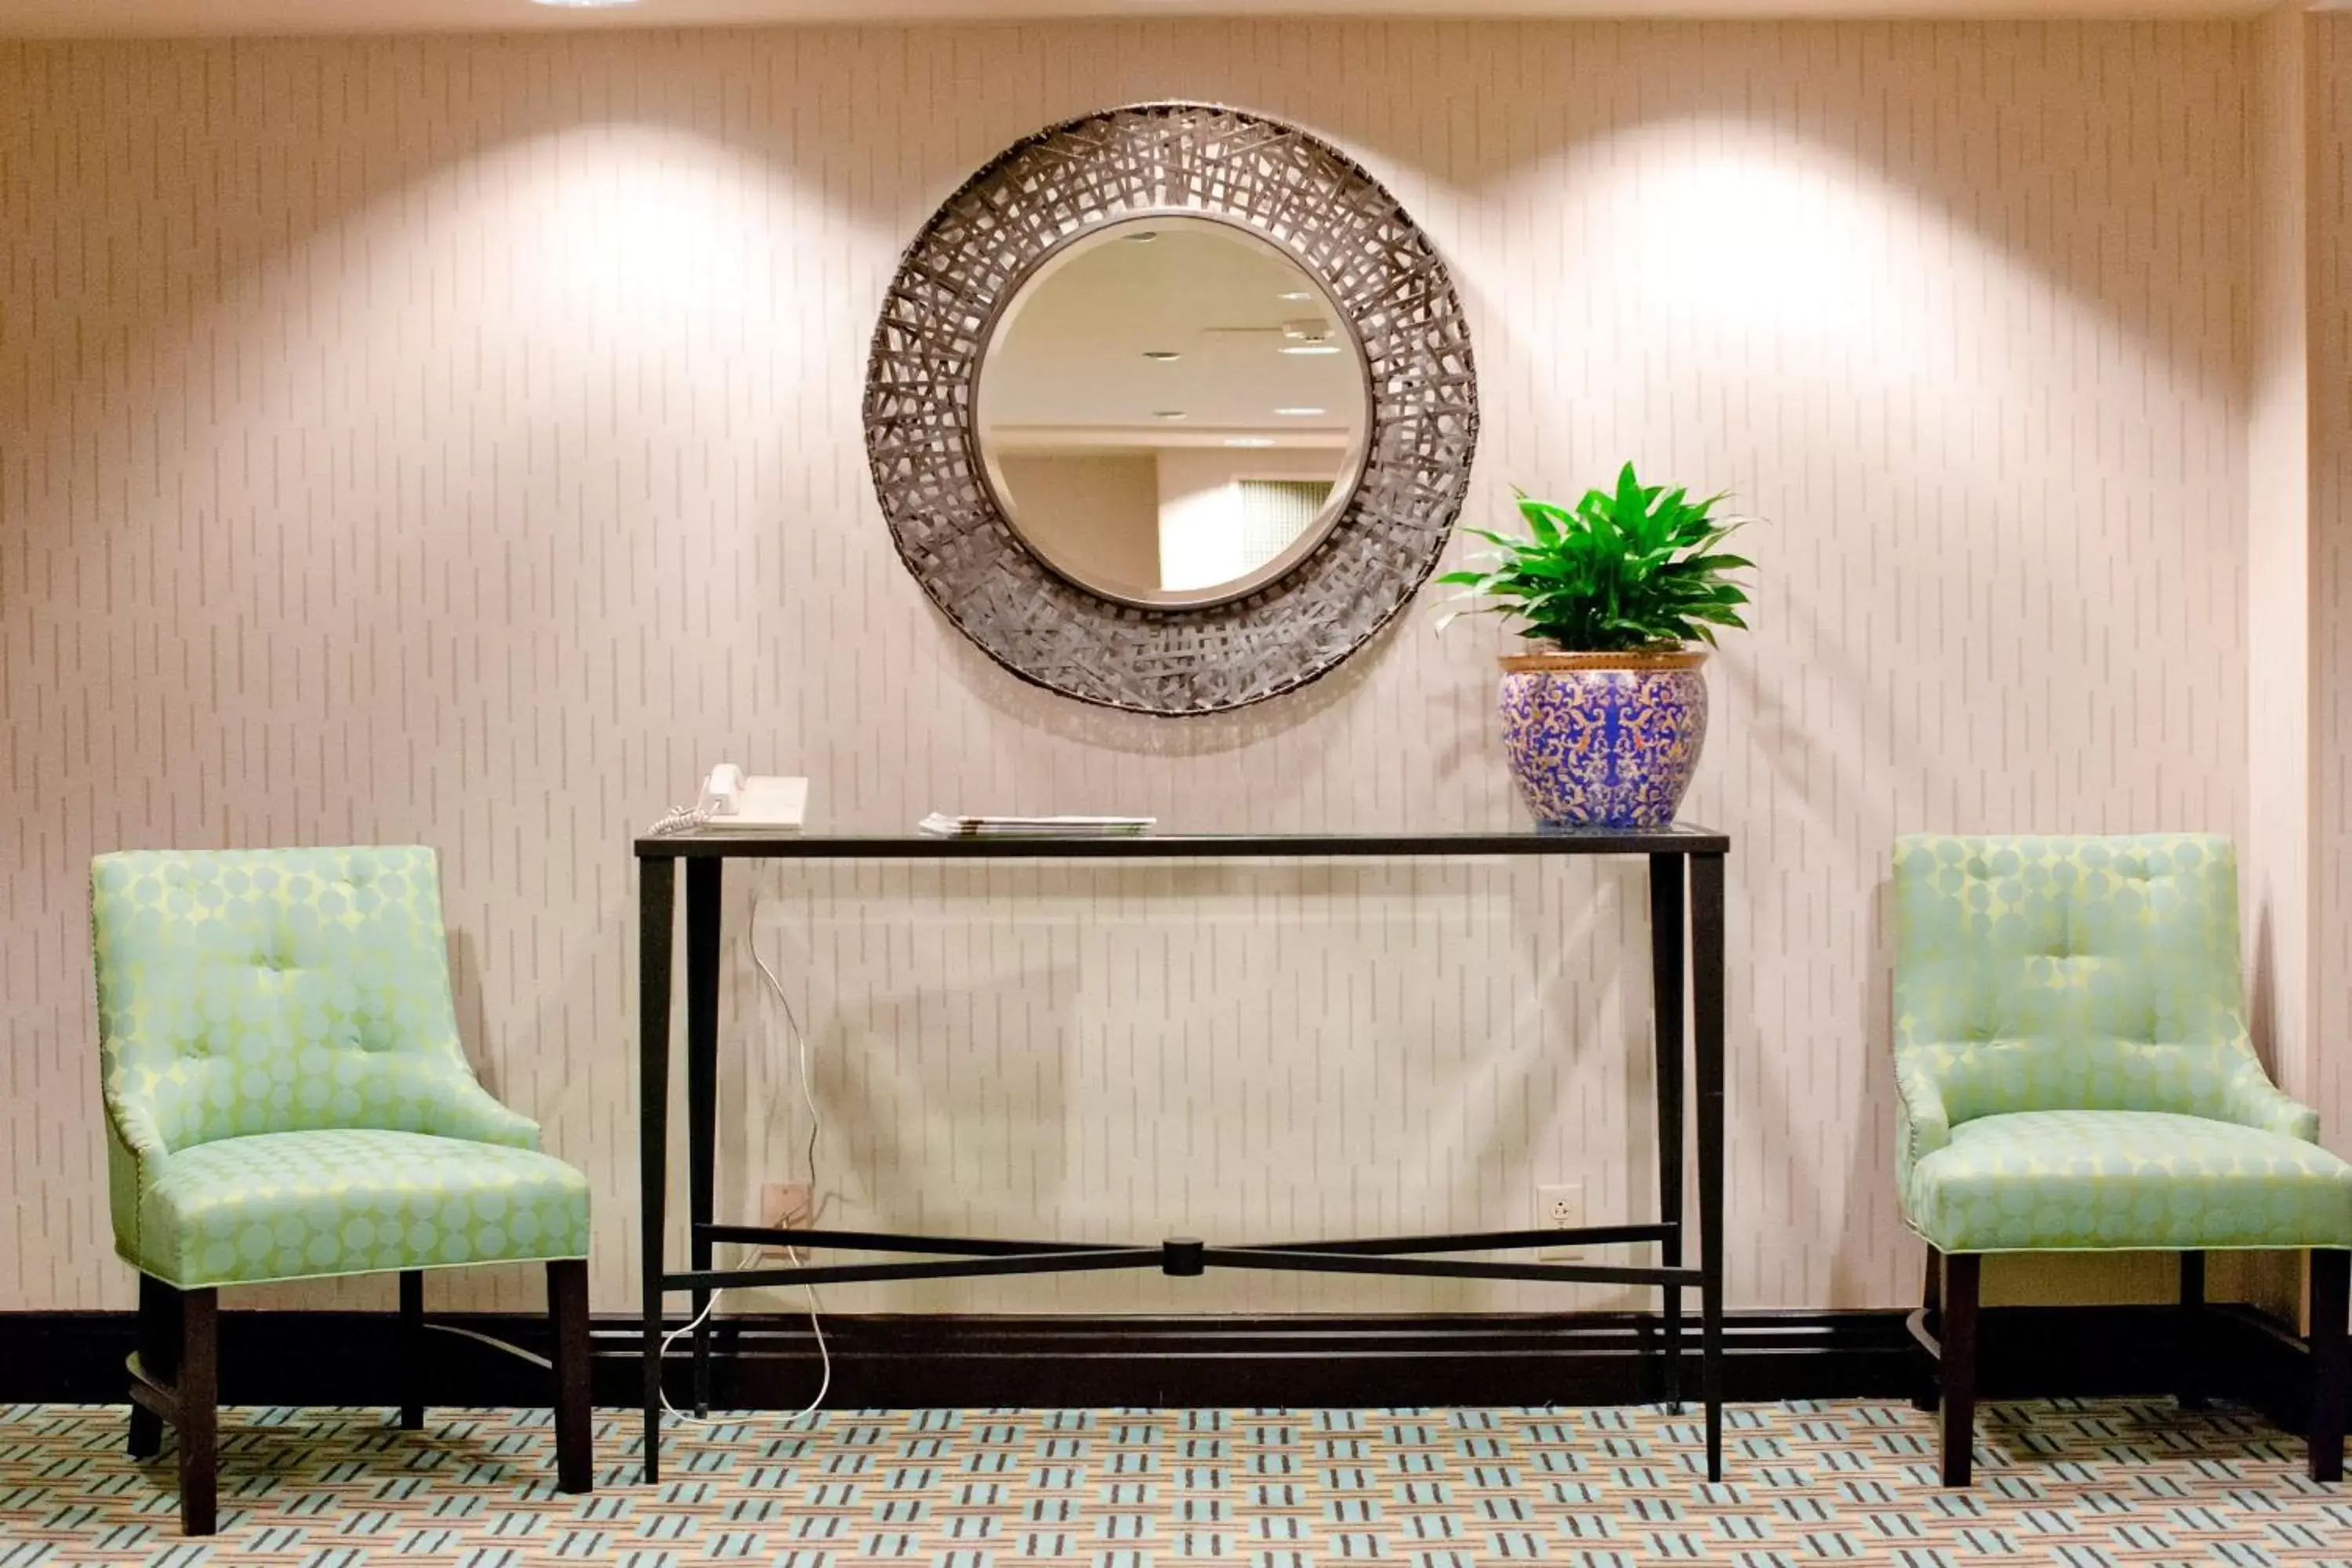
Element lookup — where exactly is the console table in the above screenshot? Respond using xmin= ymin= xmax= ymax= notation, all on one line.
xmin=634 ymin=826 xmax=1730 ymax=1482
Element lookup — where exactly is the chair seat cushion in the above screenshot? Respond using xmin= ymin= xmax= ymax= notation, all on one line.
xmin=132 ymin=1129 xmax=591 ymax=1287
xmin=1907 ymin=1109 xmax=2352 ymax=1253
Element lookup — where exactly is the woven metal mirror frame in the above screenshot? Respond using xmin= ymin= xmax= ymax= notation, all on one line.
xmin=862 ymin=103 xmax=1479 ymax=717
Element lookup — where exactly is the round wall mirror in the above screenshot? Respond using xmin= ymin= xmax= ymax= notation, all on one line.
xmin=974 ymin=215 xmax=1373 ymax=610
xmin=865 ymin=103 xmax=1478 ymax=716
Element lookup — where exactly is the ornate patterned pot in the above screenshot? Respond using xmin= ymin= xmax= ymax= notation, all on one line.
xmin=1497 ymin=650 xmax=1710 ymax=829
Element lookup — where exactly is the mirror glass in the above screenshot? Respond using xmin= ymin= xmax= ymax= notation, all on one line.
xmin=975 ymin=216 xmax=1372 ymax=608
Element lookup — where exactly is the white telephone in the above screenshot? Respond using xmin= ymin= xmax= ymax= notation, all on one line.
xmin=651 ymin=763 xmax=808 ymax=834
xmin=697 ymin=764 xmax=808 ymax=831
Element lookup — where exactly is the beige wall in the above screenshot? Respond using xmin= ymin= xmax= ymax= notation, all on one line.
xmin=2315 ymin=13 xmax=2352 ymax=1154
xmin=0 ymin=21 xmax=2256 ymax=1316
xmin=2245 ymin=5 xmax=2314 ymax=1103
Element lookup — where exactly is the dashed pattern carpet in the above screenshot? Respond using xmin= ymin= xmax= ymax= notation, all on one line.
xmin=2 ymin=1398 xmax=2347 ymax=1566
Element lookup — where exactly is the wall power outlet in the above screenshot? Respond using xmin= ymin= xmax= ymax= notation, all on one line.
xmin=759 ymin=1181 xmax=814 ymax=1263
xmin=1536 ymin=1182 xmax=1585 ymax=1261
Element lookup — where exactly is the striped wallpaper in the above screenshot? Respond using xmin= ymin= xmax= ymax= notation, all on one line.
xmin=1 ymin=20 xmax=2263 ymax=1317
xmin=2313 ymin=14 xmax=2352 ymax=1166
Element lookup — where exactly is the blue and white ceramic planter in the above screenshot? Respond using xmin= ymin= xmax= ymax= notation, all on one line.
xmin=1497 ymin=651 xmax=1710 ymax=829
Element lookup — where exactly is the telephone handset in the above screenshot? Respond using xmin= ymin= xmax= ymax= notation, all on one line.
xmin=699 ymin=763 xmax=748 ymax=815
xmin=651 ymin=764 xmax=808 ymax=835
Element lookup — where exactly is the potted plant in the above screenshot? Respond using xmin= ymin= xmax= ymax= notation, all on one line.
xmin=1439 ymin=463 xmax=1751 ymax=829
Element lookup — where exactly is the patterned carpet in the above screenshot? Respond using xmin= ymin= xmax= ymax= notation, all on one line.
xmin=2 ymin=1398 xmax=2348 ymax=1566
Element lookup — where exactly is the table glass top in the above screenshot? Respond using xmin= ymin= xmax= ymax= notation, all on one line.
xmin=635 ymin=819 xmax=1729 ymax=858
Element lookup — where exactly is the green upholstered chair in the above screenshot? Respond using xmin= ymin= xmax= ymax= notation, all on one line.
xmin=91 ymin=845 xmax=595 ymax=1534
xmin=1893 ymin=833 xmax=2352 ymax=1486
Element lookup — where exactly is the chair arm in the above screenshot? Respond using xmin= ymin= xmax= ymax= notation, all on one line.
xmin=1895 ymin=1053 xmax=1952 ymax=1189
xmin=2219 ymin=1068 xmax=2321 ymax=1143
xmin=105 ymin=1089 xmax=173 ymax=1176
xmin=415 ymin=1053 xmax=544 ymax=1150
xmin=103 ymin=1089 xmax=175 ymax=1263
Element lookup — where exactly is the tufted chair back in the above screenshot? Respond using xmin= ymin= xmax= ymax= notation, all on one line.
xmin=91 ymin=846 xmax=539 ymax=1243
xmin=1892 ymin=833 xmax=2255 ymax=1128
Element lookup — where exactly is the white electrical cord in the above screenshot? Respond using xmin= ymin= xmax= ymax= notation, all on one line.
xmin=422 ymin=1319 xmax=553 ymax=1371
xmin=656 ymin=898 xmax=831 ymax=1429
xmin=750 ymin=931 xmax=823 ymax=1197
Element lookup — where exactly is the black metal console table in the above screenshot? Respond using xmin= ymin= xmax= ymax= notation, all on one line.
xmin=634 ymin=826 xmax=1730 ymax=1482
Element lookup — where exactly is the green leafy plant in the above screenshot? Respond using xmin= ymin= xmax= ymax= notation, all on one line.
xmin=1438 ymin=462 xmax=1753 ymax=652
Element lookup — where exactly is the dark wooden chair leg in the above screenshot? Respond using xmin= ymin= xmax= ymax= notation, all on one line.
xmin=128 ymin=1273 xmax=175 ymax=1460
xmin=177 ymin=1288 xmax=219 ymax=1536
xmin=2178 ymin=1251 xmax=2208 ymax=1410
xmin=1940 ymin=1253 xmax=1980 ymax=1487
xmin=398 ymin=1269 xmax=426 ymax=1430
xmin=2311 ymin=1249 xmax=2348 ymax=1483
xmin=548 ymin=1259 xmax=593 ymax=1494
xmin=1912 ymin=1249 xmax=1943 ymax=1412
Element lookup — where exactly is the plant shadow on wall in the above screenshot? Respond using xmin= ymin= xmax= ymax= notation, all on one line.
xmin=1691 ymin=584 xmax=1901 ymax=1307
xmin=1714 ymin=604 xmax=1908 ymax=1308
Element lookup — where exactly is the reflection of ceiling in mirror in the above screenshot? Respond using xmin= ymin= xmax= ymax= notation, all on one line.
xmin=981 ymin=222 xmax=1363 ymax=452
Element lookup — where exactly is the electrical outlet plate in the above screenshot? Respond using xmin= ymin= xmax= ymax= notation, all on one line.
xmin=1537 ymin=1182 xmax=1585 ymax=1261
xmin=759 ymin=1181 xmax=814 ymax=1262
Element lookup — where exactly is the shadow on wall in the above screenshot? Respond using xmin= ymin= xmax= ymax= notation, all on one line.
xmin=7 ymin=22 xmax=2237 ymax=463
xmin=724 ymin=851 xmax=1657 ymax=1315
xmin=0 ymin=20 xmax=2257 ymax=1317
xmin=446 ymin=927 xmax=496 ymax=1102
xmin=1842 ymin=876 xmax=1905 ymax=1312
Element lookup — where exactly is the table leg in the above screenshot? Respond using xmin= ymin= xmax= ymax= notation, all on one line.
xmin=639 ymin=855 xmax=676 ymax=1484
xmin=1648 ymin=853 xmax=1686 ymax=1413
xmin=687 ymin=857 xmax=724 ymax=1417
xmin=1692 ymin=851 xmax=1727 ymax=1483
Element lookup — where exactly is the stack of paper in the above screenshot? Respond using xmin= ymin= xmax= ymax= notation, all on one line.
xmin=917 ymin=812 xmax=1156 ymax=837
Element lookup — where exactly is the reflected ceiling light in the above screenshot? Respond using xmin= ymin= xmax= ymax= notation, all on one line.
xmin=1273 ymin=406 xmax=1325 ymax=416
xmin=1279 ymin=319 xmax=1339 ymax=356
xmin=1225 ymin=437 xmax=1276 ymax=448
xmin=1143 ymin=350 xmax=1182 ymax=361
xmin=1277 ymin=290 xmax=1315 ymax=302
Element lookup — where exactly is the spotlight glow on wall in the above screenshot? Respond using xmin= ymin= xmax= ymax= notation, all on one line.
xmin=501 ymin=124 xmax=773 ymax=347
xmin=1602 ymin=118 xmax=1907 ymax=358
